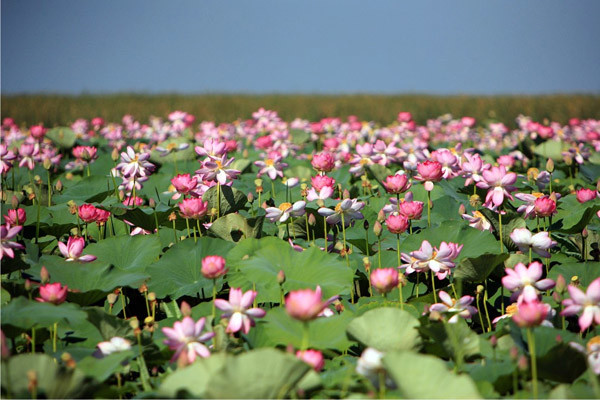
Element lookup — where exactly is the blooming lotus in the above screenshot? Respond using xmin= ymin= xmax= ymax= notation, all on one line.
xmin=318 ymin=198 xmax=365 ymax=227
xmin=461 ymin=210 xmax=493 ymax=231
xmin=4 ymin=208 xmax=26 ymax=226
xmin=254 ymin=154 xmax=287 ymax=180
xmin=178 ymin=198 xmax=208 ymax=219
xmin=162 ymin=317 xmax=215 ymax=363
xmin=265 ymin=201 xmax=306 ymax=223
xmin=382 ymin=173 xmax=411 ymax=194
xmin=561 ymin=277 xmax=600 ymax=332
xmin=36 ymin=282 xmax=68 ymax=305
xmin=501 ymin=262 xmax=555 ymax=302
xmin=171 ymin=174 xmax=200 ymax=200
xmin=306 ymin=175 xmax=335 ymax=201
xmin=476 ymin=165 xmax=517 ymax=209
xmin=97 ymin=337 xmax=132 ymax=356
xmin=515 ymin=192 xmax=545 ymax=219
xmin=414 ymin=161 xmax=444 ymax=191
xmin=116 ymin=146 xmax=155 ymax=178
xmin=461 ymin=152 xmax=490 ymax=186
xmin=0 ymin=224 xmax=24 ymax=260
xmin=576 ymin=188 xmax=598 ymax=203
xmin=401 ymin=240 xmax=463 ymax=280
xmin=311 ymin=152 xmax=335 ymax=173
xmin=0 ymin=144 xmax=16 ymax=175
xmin=155 ymin=142 xmax=189 ymax=157
xmin=214 ymin=288 xmax=266 ymax=334
xmin=78 ymin=204 xmax=98 ymax=223
xmin=512 ymin=299 xmax=549 ymax=328
xmin=569 ymin=336 xmax=600 ymax=375
xmin=18 ymin=143 xmax=40 ymax=170
xmin=510 ymin=228 xmax=556 ymax=258
xmin=533 ymin=196 xmax=557 ymax=217
xmin=429 ymin=291 xmax=477 ymax=323
xmin=196 ymin=154 xmax=240 ymax=185
xmin=195 ymin=138 xmax=227 ymax=159
xmin=296 ymin=349 xmax=325 ymax=371
xmin=370 ymin=268 xmax=399 ymax=294
xmin=58 ymin=236 xmax=97 ymax=262
xmin=285 ymin=286 xmax=338 ymax=321
xmin=385 ymin=214 xmax=408 ymax=234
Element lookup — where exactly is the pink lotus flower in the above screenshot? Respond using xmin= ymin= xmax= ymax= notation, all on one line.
xmin=515 ymin=192 xmax=545 ymax=219
xmin=285 ymin=286 xmax=338 ymax=321
xmin=397 ymin=111 xmax=412 ymax=123
xmin=58 ymin=236 xmax=97 ymax=262
xmin=561 ymin=277 xmax=600 ymax=332
xmin=476 ymin=165 xmax=517 ymax=209
xmin=576 ymin=188 xmax=598 ymax=203
xmin=318 ymin=199 xmax=365 ymax=226
xmin=383 ymin=173 xmax=411 ymax=194
xmin=0 ymin=144 xmax=17 ymax=175
xmin=370 ymin=268 xmax=399 ymax=294
xmin=18 ymin=143 xmax=40 ymax=170
xmin=311 ymin=152 xmax=335 ymax=173
xmin=91 ymin=117 xmax=104 ymax=129
xmin=461 ymin=210 xmax=492 ymax=232
xmin=0 ymin=224 xmax=24 ymax=260
xmin=195 ymin=138 xmax=227 ymax=159
xmin=214 ymin=288 xmax=266 ymax=334
xmin=4 ymin=208 xmax=26 ymax=226
xmin=265 ymin=201 xmax=306 ymax=223
xmin=569 ymin=336 xmax=600 ymax=375
xmin=36 ymin=282 xmax=68 ymax=305
xmin=196 ymin=154 xmax=240 ymax=185
xmin=385 ymin=214 xmax=408 ymax=234
xmin=401 ymin=240 xmax=463 ymax=280
xmin=78 ymin=204 xmax=98 ymax=223
xmin=296 ymin=349 xmax=325 ymax=371
xmin=94 ymin=209 xmax=111 ymax=225
xmin=171 ymin=174 xmax=199 ymax=200
xmin=116 ymin=146 xmax=155 ymax=178
xmin=502 ymin=262 xmax=555 ymax=302
xmin=162 ymin=317 xmax=214 ymax=363
xmin=306 ymin=175 xmax=335 ymax=201
xmin=397 ymin=200 xmax=424 ymax=220
xmin=30 ymin=125 xmax=47 ymax=140
xmin=429 ymin=291 xmax=477 ymax=323
xmin=178 ymin=198 xmax=208 ymax=220
xmin=461 ymin=153 xmax=490 ymax=186
xmin=72 ymin=146 xmax=98 ymax=162
xmin=254 ymin=154 xmax=288 ymax=180
xmin=512 ymin=299 xmax=549 ymax=328
xmin=430 ymin=149 xmax=459 ymax=179
xmin=201 ymin=255 xmax=227 ymax=279
xmin=510 ymin=228 xmax=556 ymax=258
xmin=414 ymin=161 xmax=444 ymax=191
xmin=533 ymin=196 xmax=557 ymax=217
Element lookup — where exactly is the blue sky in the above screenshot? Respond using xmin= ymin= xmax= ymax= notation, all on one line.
xmin=2 ymin=0 xmax=600 ymax=95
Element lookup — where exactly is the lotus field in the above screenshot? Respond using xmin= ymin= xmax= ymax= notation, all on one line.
xmin=2 ymin=110 xmax=600 ymax=399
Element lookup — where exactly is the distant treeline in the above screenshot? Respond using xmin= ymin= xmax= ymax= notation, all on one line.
xmin=2 ymin=93 xmax=600 ymax=127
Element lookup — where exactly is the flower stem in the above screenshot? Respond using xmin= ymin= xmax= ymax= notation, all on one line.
xmin=301 ymin=322 xmax=310 ymax=351
xmin=52 ymin=322 xmax=58 ymax=353
xmin=476 ymin=292 xmax=486 ymax=332
xmin=396 ymin=234 xmax=401 ymax=267
xmin=31 ymin=327 xmax=35 ymax=353
xmin=430 ymin=271 xmax=438 ymax=303
xmin=47 ymin=169 xmax=52 ymax=206
xmin=427 ymin=190 xmax=431 ymax=228
xmin=185 ymin=218 xmax=191 ymax=240
xmin=377 ymin=237 xmax=382 ymax=269
xmin=498 ymin=210 xmax=504 ymax=253
xmin=341 ymin=213 xmax=353 ymax=303
xmin=172 ymin=218 xmax=178 ymax=243
xmin=217 ymin=182 xmax=221 ymax=218
xmin=378 ymin=370 xmax=386 ymax=399
xmin=323 ymin=216 xmax=328 ymax=252
xmin=271 ymin=179 xmax=276 ymax=199
xmin=120 ymin=288 xmax=127 ymax=319
xmin=526 ymin=327 xmax=538 ymax=399
xmin=196 ymin=219 xmax=203 ymax=238
xmin=483 ymin=285 xmax=491 ymax=333
xmin=212 ymin=280 xmax=217 ymax=321
xmin=398 ymin=282 xmax=404 ymax=310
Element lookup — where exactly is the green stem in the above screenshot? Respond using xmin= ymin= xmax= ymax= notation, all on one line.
xmin=212 ymin=280 xmax=217 ymax=321
xmin=427 ymin=190 xmax=431 ymax=228
xmin=323 ymin=216 xmax=328 ymax=252
xmin=398 ymin=281 xmax=404 ymax=310
xmin=271 ymin=179 xmax=276 ymax=199
xmin=86 ymin=164 xmax=91 ymax=177
xmin=378 ymin=370 xmax=386 ymax=399
xmin=526 ymin=328 xmax=538 ymax=399
xmin=341 ymin=213 xmax=353 ymax=303
xmin=132 ymin=176 xmax=137 ymax=207
xmin=120 ymin=288 xmax=127 ymax=319
xmin=196 ymin=219 xmax=203 ymax=238
xmin=154 ymin=211 xmax=160 ymax=238
xmin=483 ymin=286 xmax=491 ymax=333
xmin=377 ymin=238 xmax=382 ymax=269
xmin=52 ymin=322 xmax=57 ymax=353
xmin=498 ymin=210 xmax=503 ymax=253
xmin=31 ymin=327 xmax=35 ymax=353
xmin=416 ymin=273 xmax=420 ymax=298
xmin=396 ymin=234 xmax=401 ymax=267
xmin=185 ymin=218 xmax=191 ymax=240
xmin=35 ymin=197 xmax=40 ymax=243
xmin=301 ymin=322 xmax=310 ymax=351
xmin=47 ymin=169 xmax=52 ymax=206
xmin=172 ymin=218 xmax=178 ymax=243
xmin=431 ymin=271 xmax=438 ymax=303
xmin=217 ymin=181 xmax=221 ymax=218
xmin=476 ymin=293 xmax=486 ymax=332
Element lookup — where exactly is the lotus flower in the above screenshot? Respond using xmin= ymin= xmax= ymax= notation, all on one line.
xmin=171 ymin=174 xmax=199 ymax=199
xmin=476 ymin=165 xmax=517 ymax=209
xmin=265 ymin=201 xmax=306 ymax=223
xmin=254 ymin=154 xmax=288 ymax=180
xmin=201 ymin=255 xmax=228 ymax=279
xmin=414 ymin=161 xmax=444 ymax=191
xmin=382 ymin=173 xmax=411 ymax=194
xmin=512 ymin=299 xmax=549 ymax=328
xmin=78 ymin=204 xmax=98 ymax=223
xmin=178 ymin=198 xmax=208 ymax=219
xmin=385 ymin=214 xmax=408 ymax=234
xmin=162 ymin=317 xmax=214 ymax=363
xmin=501 ymin=262 xmax=555 ymax=302
xmin=576 ymin=188 xmax=598 ymax=203
xmin=510 ymin=228 xmax=556 ymax=258
xmin=318 ymin=198 xmax=365 ymax=227
xmin=296 ymin=349 xmax=325 ymax=371
xmin=36 ymin=282 xmax=68 ymax=305
xmin=116 ymin=146 xmax=155 ymax=178
xmin=370 ymin=268 xmax=399 ymax=294
xmin=569 ymin=336 xmax=600 ymax=375
xmin=285 ymin=286 xmax=338 ymax=321
xmin=401 ymin=240 xmax=463 ymax=280
xmin=0 ymin=224 xmax=24 ymax=260
xmin=461 ymin=210 xmax=492 ymax=231
xmin=429 ymin=291 xmax=477 ymax=323
xmin=97 ymin=337 xmax=132 ymax=356
xmin=214 ymin=288 xmax=266 ymax=334
xmin=196 ymin=154 xmax=240 ymax=184
xmin=561 ymin=277 xmax=600 ymax=332
xmin=533 ymin=196 xmax=557 ymax=217
xmin=4 ymin=208 xmax=26 ymax=226
xmin=58 ymin=236 xmax=97 ymax=262
xmin=311 ymin=152 xmax=335 ymax=173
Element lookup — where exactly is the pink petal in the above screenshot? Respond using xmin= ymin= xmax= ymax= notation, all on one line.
xmin=567 ymin=285 xmax=587 ymax=305
xmin=227 ymin=312 xmax=243 ymax=333
xmin=240 ymin=290 xmax=256 ymax=309
xmin=214 ymin=299 xmax=233 ymax=312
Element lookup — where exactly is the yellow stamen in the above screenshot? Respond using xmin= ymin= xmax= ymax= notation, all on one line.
xmin=279 ymin=202 xmax=292 ymax=212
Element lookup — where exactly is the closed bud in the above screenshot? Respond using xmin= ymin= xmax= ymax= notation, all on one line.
xmin=277 ymin=270 xmax=286 ymax=285
xmin=362 ymin=257 xmax=371 ymax=272
xmin=517 ymin=355 xmax=528 ymax=372
xmin=490 ymin=335 xmax=498 ymax=348
xmin=61 ymin=352 xmax=76 ymax=369
xmin=373 ymin=221 xmax=382 ymax=237
xmin=129 ymin=318 xmax=139 ymax=330
xmin=148 ymin=292 xmax=156 ymax=302
xmin=25 ymin=279 xmax=32 ymax=291
xmin=476 ymin=285 xmax=484 ymax=295
xmin=552 ymin=291 xmax=561 ymax=303
xmin=138 ymin=283 xmax=148 ymax=293
xmin=11 ymin=195 xmax=19 ymax=209
xmin=458 ymin=204 xmax=466 ymax=215
xmin=510 ymin=346 xmax=519 ymax=361
xmin=546 ymin=158 xmax=554 ymax=173
xmin=67 ymin=200 xmax=78 ymax=215
xmin=582 ymin=228 xmax=588 ymax=238
xmin=342 ymin=189 xmax=350 ymax=199
xmin=111 ymin=147 xmax=120 ymax=161
xmin=43 ymin=158 xmax=52 ymax=170
xmin=564 ymin=154 xmax=573 ymax=166
xmin=242 ymin=149 xmax=249 ymax=159
xmin=148 ymin=198 xmax=156 ymax=208
xmin=180 ymin=301 xmax=192 ymax=317
xmin=555 ymin=274 xmax=566 ymax=293
xmin=54 ymin=179 xmax=63 ymax=192
xmin=307 ymin=213 xmax=316 ymax=226
xmin=377 ymin=210 xmax=385 ymax=223
xmin=40 ymin=266 xmax=50 ymax=284
xmin=247 ymin=192 xmax=254 ymax=203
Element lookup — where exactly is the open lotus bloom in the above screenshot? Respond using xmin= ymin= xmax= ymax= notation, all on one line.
xmin=561 ymin=277 xmax=600 ymax=332
xmin=214 ymin=288 xmax=266 ymax=334
xmin=570 ymin=336 xmax=600 ymax=375
xmin=510 ymin=228 xmax=556 ymax=258
xmin=318 ymin=198 xmax=365 ymax=227
xmin=97 ymin=337 xmax=132 ymax=356
xmin=265 ymin=201 xmax=306 ymax=223
xmin=162 ymin=317 xmax=215 ymax=363
xmin=429 ymin=291 xmax=477 ymax=323
xmin=58 ymin=236 xmax=97 ymax=262
xmin=502 ymin=262 xmax=555 ymax=302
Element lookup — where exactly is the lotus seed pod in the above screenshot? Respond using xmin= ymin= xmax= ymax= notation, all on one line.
xmin=571 ymin=276 xmax=579 ymax=286
xmin=307 ymin=213 xmax=316 ymax=226
xmin=148 ymin=292 xmax=156 ymax=302
xmin=527 ymin=168 xmax=539 ymax=181
xmin=362 ymin=257 xmax=371 ymax=272
xmin=129 ymin=318 xmax=139 ymax=330
xmin=144 ymin=316 xmax=154 ymax=325
xmin=469 ymin=194 xmax=481 ymax=208
xmin=254 ymin=178 xmax=263 ymax=187
xmin=476 ymin=285 xmax=484 ymax=295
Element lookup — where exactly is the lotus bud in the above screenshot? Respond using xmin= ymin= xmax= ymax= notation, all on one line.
xmin=555 ymin=274 xmax=566 ymax=293
xmin=129 ymin=318 xmax=139 ymax=330
xmin=510 ymin=346 xmax=519 ymax=361
xmin=42 ymin=158 xmax=52 ymax=170
xmin=138 ymin=283 xmax=148 ymax=294
xmin=107 ymin=293 xmax=118 ymax=305
xmin=148 ymin=198 xmax=156 ymax=208
xmin=65 ymin=172 xmax=74 ymax=180
xmin=67 ymin=200 xmax=78 ymax=215
xmin=582 ymin=228 xmax=588 ymax=238
xmin=168 ymin=212 xmax=177 ymax=221
xmin=552 ymin=291 xmax=561 ymax=303
xmin=517 ymin=355 xmax=528 ymax=372
xmin=490 ymin=335 xmax=498 ymax=348
xmin=363 ymin=220 xmax=369 ymax=230
xmin=373 ymin=221 xmax=382 ymax=237
xmin=546 ymin=158 xmax=554 ymax=173
xmin=61 ymin=352 xmax=76 ymax=369
xmin=247 ymin=192 xmax=254 ymax=203
xmin=40 ymin=266 xmax=50 ymax=284
xmin=458 ymin=204 xmax=466 ymax=215
xmin=28 ymin=192 xmax=36 ymax=201
xmin=277 ymin=270 xmax=286 ymax=285
xmin=180 ymin=301 xmax=192 ymax=317
xmin=377 ymin=209 xmax=385 ymax=223
xmin=307 ymin=213 xmax=316 ymax=226
xmin=398 ymin=272 xmax=407 ymax=287
xmin=469 ymin=194 xmax=481 ymax=208
xmin=11 ymin=195 xmax=19 ymax=209
xmin=111 ymin=147 xmax=120 ymax=161
xmin=564 ymin=154 xmax=573 ymax=166
xmin=476 ymin=284 xmax=484 ymax=295
xmin=25 ymin=279 xmax=32 ymax=292
xmin=342 ymin=189 xmax=350 ymax=199
xmin=54 ymin=179 xmax=63 ymax=192
xmin=148 ymin=292 xmax=156 ymax=302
